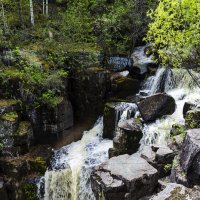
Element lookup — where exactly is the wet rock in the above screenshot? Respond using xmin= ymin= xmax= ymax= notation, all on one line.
xmin=140 ymin=145 xmax=175 ymax=178
xmin=137 ymin=93 xmax=176 ymax=122
xmin=91 ymin=154 xmax=158 ymax=200
xmin=151 ymin=183 xmax=200 ymax=200
xmin=170 ymin=124 xmax=186 ymax=137
xmin=29 ymin=98 xmax=73 ymax=143
xmin=103 ymin=102 xmax=121 ymax=139
xmin=109 ymin=118 xmax=143 ymax=157
xmin=179 ymin=129 xmax=200 ymax=185
xmin=103 ymin=102 xmax=136 ymax=139
xmin=71 ymin=67 xmax=111 ymax=119
xmin=111 ymin=76 xmax=140 ymax=98
xmin=170 ymin=155 xmax=189 ymax=187
xmin=185 ymin=109 xmax=200 ymax=129
xmin=183 ymin=102 xmax=196 ymax=118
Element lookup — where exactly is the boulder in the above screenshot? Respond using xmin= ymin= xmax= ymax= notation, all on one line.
xmin=108 ymin=56 xmax=133 ymax=72
xmin=71 ymin=67 xmax=111 ymax=119
xmin=137 ymin=93 xmax=176 ymax=122
xmin=179 ymin=129 xmax=200 ymax=185
xmin=185 ymin=109 xmax=200 ymax=129
xmin=91 ymin=154 xmax=158 ymax=200
xmin=111 ymin=76 xmax=140 ymax=98
xmin=151 ymin=183 xmax=200 ymax=200
xmin=109 ymin=118 xmax=143 ymax=157
xmin=140 ymin=145 xmax=175 ymax=178
xmin=183 ymin=102 xmax=196 ymax=118
xmin=103 ymin=102 xmax=136 ymax=139
xmin=29 ymin=98 xmax=73 ymax=143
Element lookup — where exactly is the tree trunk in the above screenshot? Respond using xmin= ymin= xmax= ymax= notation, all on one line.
xmin=46 ymin=0 xmax=48 ymax=18
xmin=30 ymin=0 xmax=34 ymax=26
xmin=0 ymin=0 xmax=7 ymax=30
xmin=43 ymin=0 xmax=45 ymax=15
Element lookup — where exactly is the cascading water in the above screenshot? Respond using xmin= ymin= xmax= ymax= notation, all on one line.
xmin=140 ymin=68 xmax=200 ymax=148
xmin=38 ymin=45 xmax=200 ymax=200
xmin=38 ymin=118 xmax=112 ymax=200
xmin=38 ymin=102 xmax=137 ymax=200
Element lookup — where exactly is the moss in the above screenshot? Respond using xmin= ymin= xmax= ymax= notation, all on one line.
xmin=87 ymin=67 xmax=105 ymax=73
xmin=21 ymin=183 xmax=38 ymax=200
xmin=1 ymin=112 xmax=18 ymax=122
xmin=16 ymin=121 xmax=31 ymax=136
xmin=29 ymin=157 xmax=47 ymax=174
xmin=0 ymin=99 xmax=18 ymax=108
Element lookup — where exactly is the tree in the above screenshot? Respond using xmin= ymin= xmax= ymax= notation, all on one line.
xmin=29 ymin=0 xmax=34 ymax=26
xmin=145 ymin=0 xmax=200 ymax=68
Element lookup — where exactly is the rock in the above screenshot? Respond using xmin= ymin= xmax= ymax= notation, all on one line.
xmin=168 ymin=134 xmax=184 ymax=152
xmin=183 ymin=102 xmax=196 ymax=118
xmin=109 ymin=118 xmax=143 ymax=157
xmin=111 ymin=71 xmax=129 ymax=82
xmin=185 ymin=109 xmax=200 ymax=129
xmin=170 ymin=124 xmax=186 ymax=137
xmin=103 ymin=102 xmax=136 ymax=139
xmin=137 ymin=93 xmax=176 ymax=122
xmin=108 ymin=56 xmax=133 ymax=72
xmin=151 ymin=183 xmax=200 ymax=200
xmin=91 ymin=154 xmax=158 ymax=200
xmin=140 ymin=145 xmax=175 ymax=178
xmin=179 ymin=129 xmax=200 ymax=185
xmin=29 ymin=98 xmax=73 ymax=143
xmin=13 ymin=121 xmax=33 ymax=148
xmin=170 ymin=155 xmax=189 ymax=187
xmin=0 ymin=112 xmax=19 ymax=141
xmin=0 ymin=179 xmax=8 ymax=200
xmin=71 ymin=67 xmax=111 ymax=119
xmin=111 ymin=76 xmax=140 ymax=98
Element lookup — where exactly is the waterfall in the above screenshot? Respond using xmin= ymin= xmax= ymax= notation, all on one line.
xmin=38 ymin=118 xmax=112 ymax=200
xmin=141 ymin=67 xmax=174 ymax=96
xmin=140 ymin=68 xmax=200 ymax=148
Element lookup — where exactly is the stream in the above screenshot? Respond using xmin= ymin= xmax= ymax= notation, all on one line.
xmin=38 ymin=47 xmax=200 ymax=200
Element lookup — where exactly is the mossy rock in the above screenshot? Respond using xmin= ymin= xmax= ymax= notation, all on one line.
xmin=0 ymin=99 xmax=20 ymax=115
xmin=112 ymin=76 xmax=140 ymax=98
xmin=185 ymin=109 xmax=200 ymax=129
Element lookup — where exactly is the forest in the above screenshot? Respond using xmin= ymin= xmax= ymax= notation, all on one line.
xmin=0 ymin=0 xmax=200 ymax=200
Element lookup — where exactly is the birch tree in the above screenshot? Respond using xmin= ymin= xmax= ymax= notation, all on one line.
xmin=0 ymin=0 xmax=7 ymax=30
xmin=46 ymin=0 xmax=48 ymax=18
xmin=30 ymin=0 xmax=34 ymax=26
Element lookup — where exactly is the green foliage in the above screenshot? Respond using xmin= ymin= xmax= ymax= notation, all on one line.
xmin=1 ymin=112 xmax=18 ymax=122
xmin=145 ymin=0 xmax=200 ymax=68
xmin=0 ymin=49 xmax=68 ymax=108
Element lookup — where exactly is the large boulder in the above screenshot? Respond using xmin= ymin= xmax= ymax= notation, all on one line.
xmin=91 ymin=154 xmax=158 ymax=200
xmin=137 ymin=93 xmax=176 ymax=122
xmin=151 ymin=183 xmax=200 ymax=200
xmin=185 ymin=109 xmax=200 ymax=129
xmin=71 ymin=67 xmax=111 ymax=119
xmin=111 ymin=76 xmax=140 ymax=98
xmin=29 ymin=98 xmax=73 ymax=143
xmin=109 ymin=118 xmax=143 ymax=158
xmin=179 ymin=129 xmax=200 ymax=185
